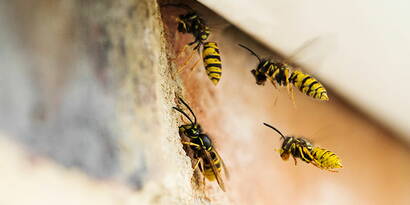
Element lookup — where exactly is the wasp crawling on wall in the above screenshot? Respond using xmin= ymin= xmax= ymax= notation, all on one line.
xmin=238 ymin=44 xmax=329 ymax=101
xmin=162 ymin=3 xmax=223 ymax=85
xmin=263 ymin=123 xmax=342 ymax=172
xmin=172 ymin=97 xmax=228 ymax=191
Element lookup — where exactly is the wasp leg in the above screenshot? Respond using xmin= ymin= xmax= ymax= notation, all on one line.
xmin=273 ymin=96 xmax=278 ymax=106
xmin=298 ymin=146 xmax=311 ymax=163
xmin=303 ymin=147 xmax=320 ymax=165
xmin=189 ymin=40 xmax=201 ymax=51
xmin=177 ymin=50 xmax=196 ymax=73
xmin=288 ymin=84 xmax=296 ymax=107
xmin=299 ymin=147 xmax=321 ymax=169
xmin=182 ymin=141 xmax=201 ymax=148
xmin=172 ymin=44 xmax=190 ymax=61
xmin=186 ymin=58 xmax=200 ymax=79
xmin=270 ymin=79 xmax=278 ymax=88
xmin=292 ymin=155 xmax=298 ymax=166
xmin=192 ymin=159 xmax=201 ymax=170
xmin=189 ymin=58 xmax=200 ymax=71
xmin=188 ymin=39 xmax=198 ymax=46
xmin=199 ymin=158 xmax=206 ymax=192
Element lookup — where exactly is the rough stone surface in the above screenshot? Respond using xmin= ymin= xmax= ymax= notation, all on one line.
xmin=0 ymin=0 xmax=208 ymax=204
xmin=0 ymin=0 xmax=409 ymax=204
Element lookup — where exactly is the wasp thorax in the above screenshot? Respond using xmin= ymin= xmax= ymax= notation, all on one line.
xmin=298 ymin=138 xmax=314 ymax=150
xmin=199 ymin=134 xmax=212 ymax=150
xmin=200 ymin=33 xmax=209 ymax=41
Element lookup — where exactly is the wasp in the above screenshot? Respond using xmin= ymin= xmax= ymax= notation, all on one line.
xmin=238 ymin=44 xmax=329 ymax=101
xmin=162 ymin=4 xmax=223 ymax=85
xmin=263 ymin=123 xmax=342 ymax=172
xmin=172 ymin=97 xmax=228 ymax=191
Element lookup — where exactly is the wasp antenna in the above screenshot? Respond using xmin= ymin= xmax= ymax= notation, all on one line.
xmin=172 ymin=107 xmax=194 ymax=124
xmin=238 ymin=44 xmax=262 ymax=62
xmin=161 ymin=3 xmax=194 ymax=12
xmin=263 ymin=123 xmax=286 ymax=140
xmin=177 ymin=97 xmax=197 ymax=124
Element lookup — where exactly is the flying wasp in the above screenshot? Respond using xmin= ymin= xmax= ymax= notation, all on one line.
xmin=172 ymin=97 xmax=228 ymax=191
xmin=162 ymin=3 xmax=223 ymax=85
xmin=238 ymin=44 xmax=329 ymax=101
xmin=263 ymin=123 xmax=342 ymax=172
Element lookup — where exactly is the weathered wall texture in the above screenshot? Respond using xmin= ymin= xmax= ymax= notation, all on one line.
xmin=0 ymin=0 xmax=409 ymax=204
xmin=0 ymin=0 xmax=214 ymax=204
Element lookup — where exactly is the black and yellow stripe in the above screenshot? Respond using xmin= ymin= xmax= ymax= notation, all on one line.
xmin=202 ymin=149 xmax=222 ymax=181
xmin=202 ymin=42 xmax=222 ymax=85
xmin=238 ymin=44 xmax=291 ymax=88
xmin=311 ymin=147 xmax=342 ymax=171
xmin=289 ymin=70 xmax=329 ymax=101
xmin=266 ymin=62 xmax=291 ymax=87
xmin=280 ymin=136 xmax=316 ymax=164
xmin=264 ymin=123 xmax=342 ymax=172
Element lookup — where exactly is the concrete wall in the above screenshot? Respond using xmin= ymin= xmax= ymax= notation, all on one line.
xmin=0 ymin=0 xmax=409 ymax=204
xmin=0 ymin=0 xmax=209 ymax=204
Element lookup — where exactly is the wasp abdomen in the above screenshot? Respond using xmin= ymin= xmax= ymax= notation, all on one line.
xmin=289 ymin=70 xmax=329 ymax=101
xmin=202 ymin=149 xmax=223 ymax=181
xmin=202 ymin=42 xmax=222 ymax=85
xmin=311 ymin=147 xmax=342 ymax=171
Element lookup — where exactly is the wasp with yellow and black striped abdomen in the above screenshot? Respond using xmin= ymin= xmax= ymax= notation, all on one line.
xmin=238 ymin=43 xmax=329 ymax=102
xmin=173 ymin=97 xmax=228 ymax=191
xmin=162 ymin=4 xmax=223 ymax=85
xmin=263 ymin=123 xmax=342 ymax=172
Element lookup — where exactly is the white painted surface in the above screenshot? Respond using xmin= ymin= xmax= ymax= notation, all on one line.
xmin=201 ymin=0 xmax=410 ymax=141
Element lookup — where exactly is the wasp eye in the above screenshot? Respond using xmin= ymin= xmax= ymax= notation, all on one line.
xmin=177 ymin=23 xmax=187 ymax=32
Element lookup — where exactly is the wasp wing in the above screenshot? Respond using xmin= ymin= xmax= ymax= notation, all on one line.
xmin=213 ymin=149 xmax=229 ymax=179
xmin=203 ymin=149 xmax=226 ymax=192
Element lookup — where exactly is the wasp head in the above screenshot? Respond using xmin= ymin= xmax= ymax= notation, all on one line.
xmin=251 ymin=69 xmax=267 ymax=85
xmin=280 ymin=151 xmax=290 ymax=161
xmin=185 ymin=124 xmax=202 ymax=137
xmin=177 ymin=17 xmax=188 ymax=33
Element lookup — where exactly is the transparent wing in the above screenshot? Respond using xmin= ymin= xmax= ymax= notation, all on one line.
xmin=213 ymin=149 xmax=229 ymax=179
xmin=203 ymin=149 xmax=226 ymax=192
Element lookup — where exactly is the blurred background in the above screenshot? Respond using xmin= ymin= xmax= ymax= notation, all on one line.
xmin=0 ymin=0 xmax=409 ymax=204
